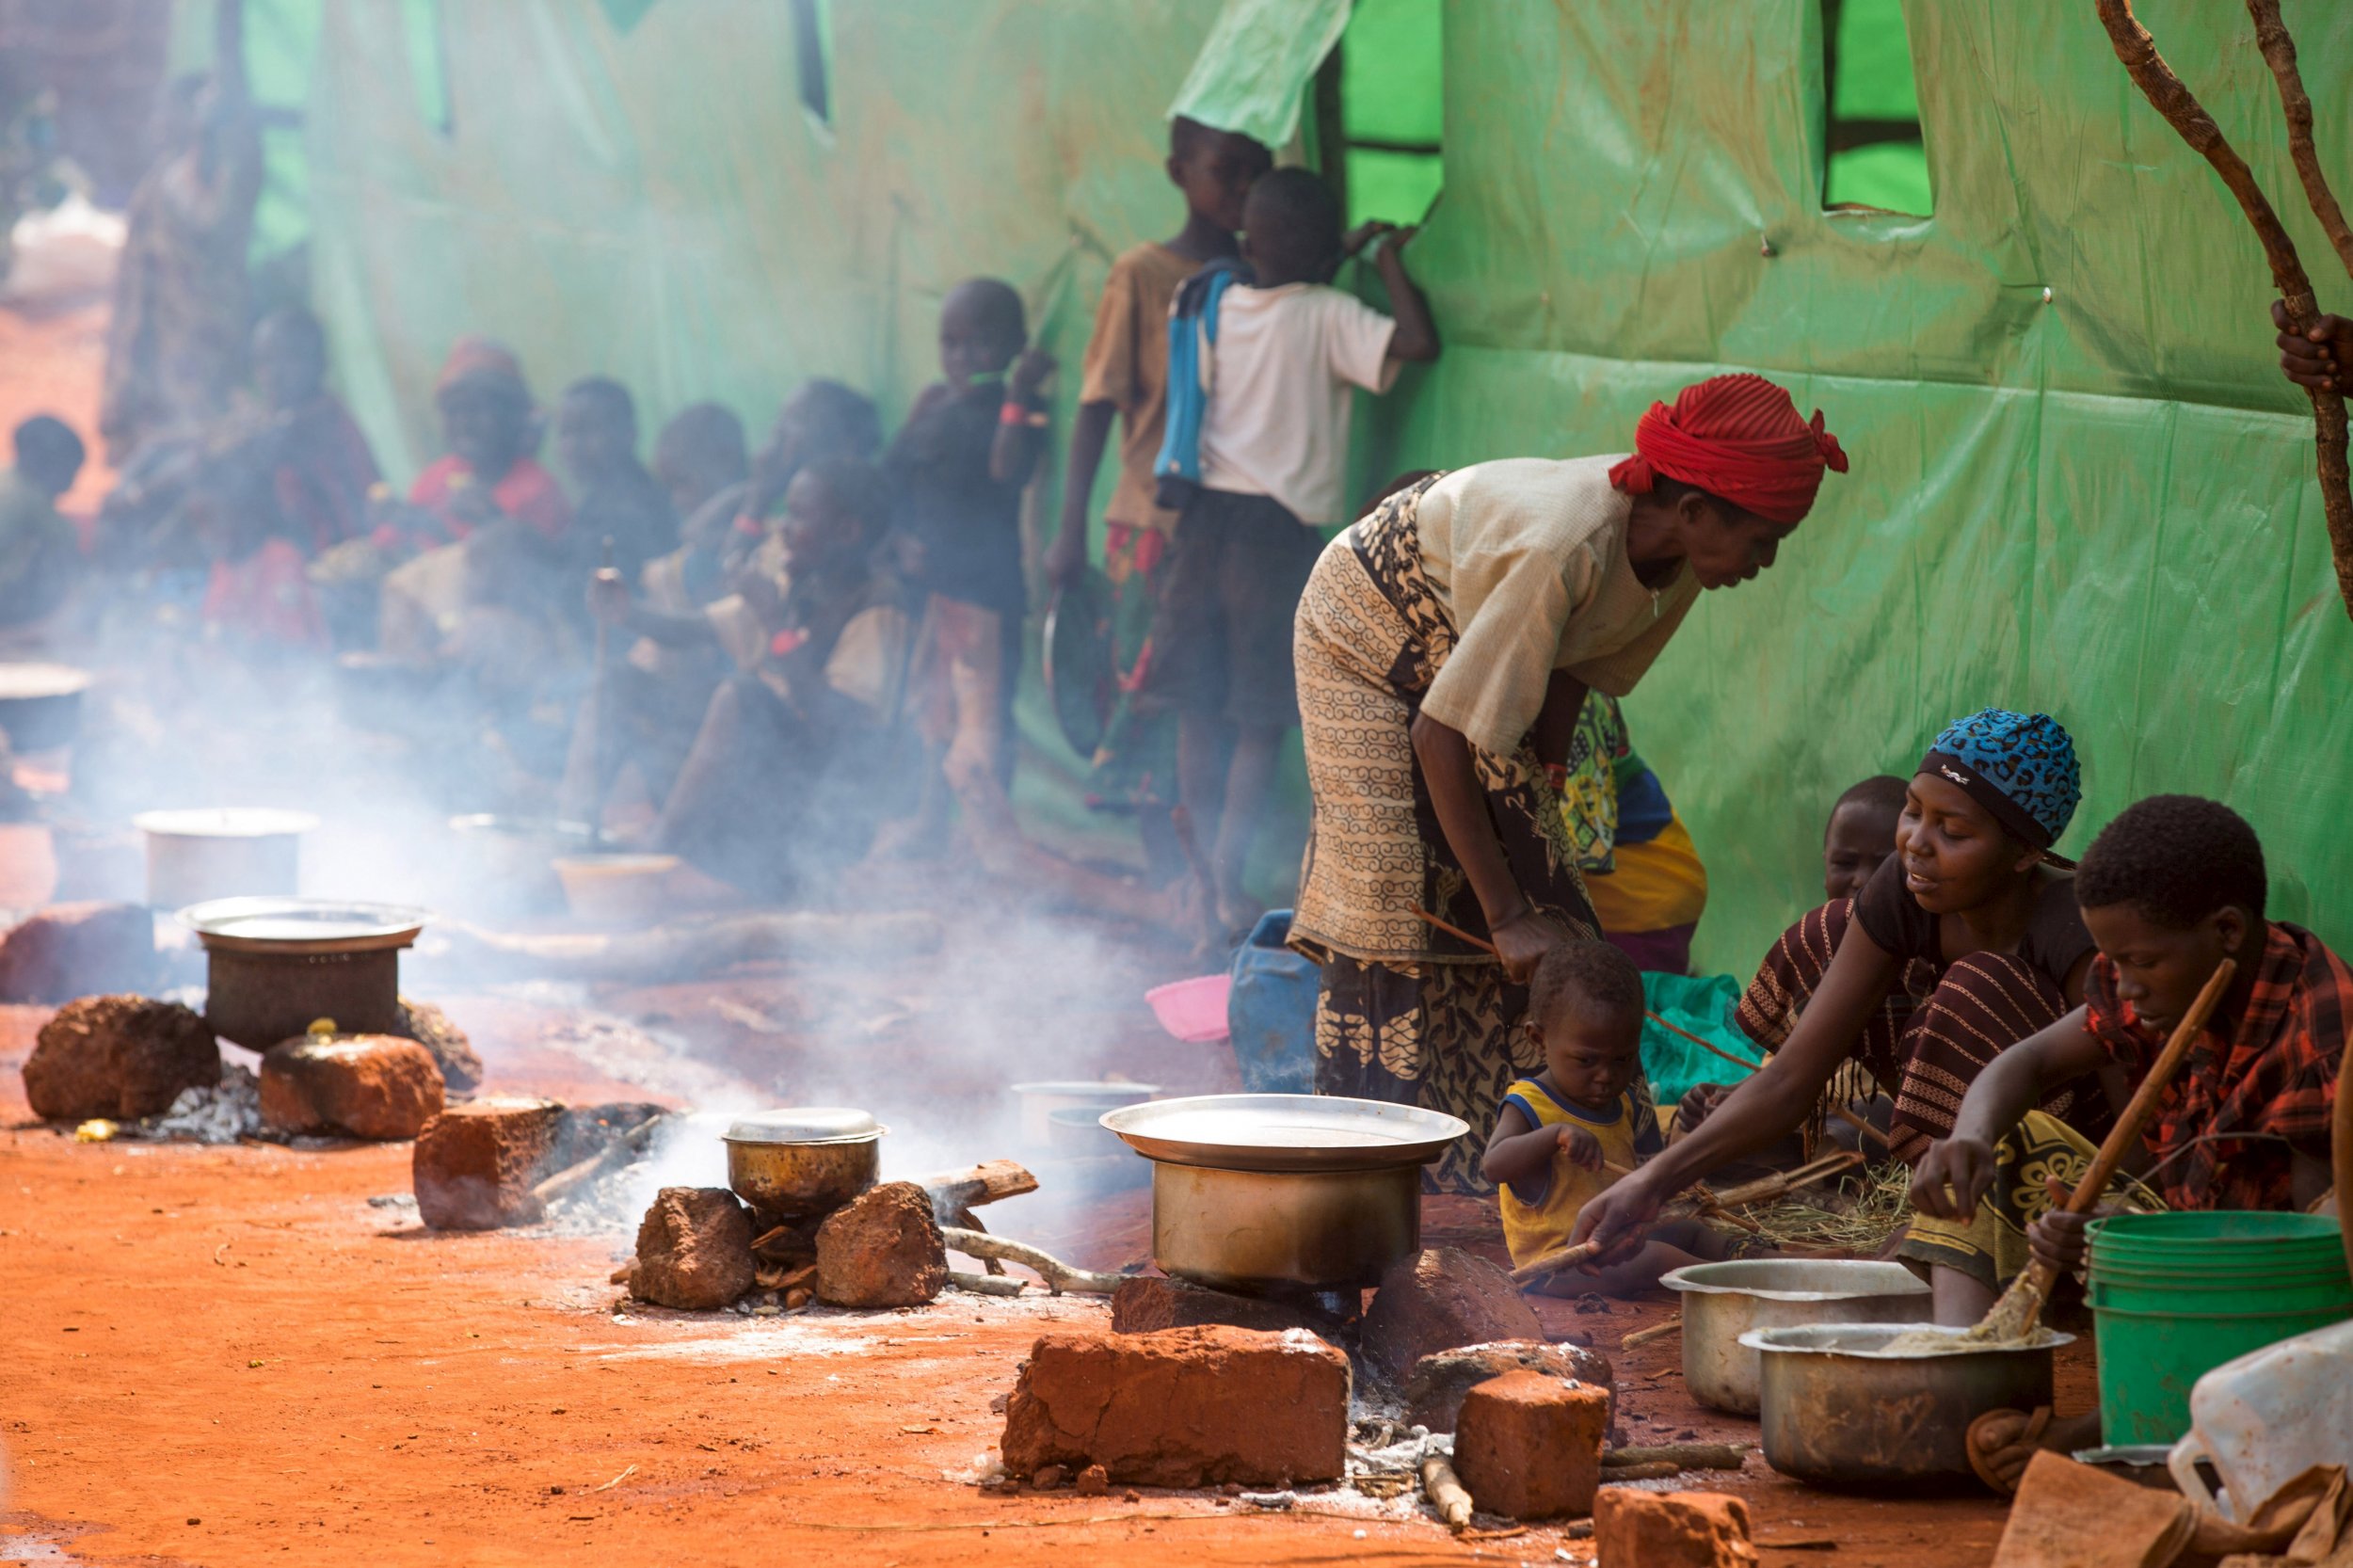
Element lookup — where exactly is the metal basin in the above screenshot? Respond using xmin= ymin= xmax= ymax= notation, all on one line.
xmin=1103 ymin=1094 xmax=1465 ymax=1291
xmin=1663 ymin=1259 xmax=1931 ymax=1415
xmin=1742 ymin=1321 xmax=2070 ymax=1486
xmin=722 ymin=1108 xmax=885 ymax=1223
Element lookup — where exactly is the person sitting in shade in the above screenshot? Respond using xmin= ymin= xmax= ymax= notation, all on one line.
xmin=0 ymin=416 xmax=86 ymax=638
xmin=405 ymin=337 xmax=571 ymax=546
xmin=556 ymin=376 xmax=677 ymax=584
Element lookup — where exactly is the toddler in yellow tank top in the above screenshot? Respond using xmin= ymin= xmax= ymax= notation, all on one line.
xmin=1483 ymin=940 xmax=1747 ymax=1296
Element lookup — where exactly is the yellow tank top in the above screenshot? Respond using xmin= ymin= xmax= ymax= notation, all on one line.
xmin=1497 ymin=1077 xmax=1664 ymax=1267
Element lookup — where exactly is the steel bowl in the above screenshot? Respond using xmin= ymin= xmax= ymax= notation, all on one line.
xmin=1741 ymin=1321 xmax=2071 ymax=1486
xmin=1662 ymin=1259 xmax=1931 ymax=1415
xmin=722 ymin=1108 xmax=886 ymax=1222
xmin=1102 ymin=1094 xmax=1467 ymax=1291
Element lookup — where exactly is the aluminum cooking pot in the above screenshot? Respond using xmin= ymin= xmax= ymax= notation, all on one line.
xmin=723 ymin=1108 xmax=886 ymax=1222
xmin=1662 ymin=1259 xmax=1930 ymax=1415
xmin=1741 ymin=1321 xmax=2069 ymax=1485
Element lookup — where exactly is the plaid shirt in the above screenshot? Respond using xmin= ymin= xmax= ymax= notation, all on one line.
xmin=2084 ymin=921 xmax=2347 ymax=1211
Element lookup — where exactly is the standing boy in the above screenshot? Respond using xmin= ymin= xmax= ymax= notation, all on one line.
xmin=1154 ymin=167 xmax=1439 ymax=929
xmin=884 ymin=279 xmax=1049 ymax=823
xmin=1046 ymin=117 xmax=1272 ymax=847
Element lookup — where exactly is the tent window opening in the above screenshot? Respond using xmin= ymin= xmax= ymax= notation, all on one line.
xmin=1320 ymin=0 xmax=1442 ymax=231
xmin=1822 ymin=0 xmax=1930 ymax=216
xmin=400 ymin=0 xmax=453 ymax=137
xmin=792 ymin=0 xmax=832 ymax=127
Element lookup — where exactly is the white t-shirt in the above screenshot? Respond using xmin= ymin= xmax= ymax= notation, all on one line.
xmin=1196 ymin=281 xmax=1398 ymax=526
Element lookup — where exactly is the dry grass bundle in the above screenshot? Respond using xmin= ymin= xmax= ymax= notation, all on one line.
xmin=1733 ymin=1160 xmax=1913 ymax=1254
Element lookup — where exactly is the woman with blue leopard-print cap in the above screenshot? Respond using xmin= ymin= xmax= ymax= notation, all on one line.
xmin=1572 ymin=711 xmax=2109 ymax=1291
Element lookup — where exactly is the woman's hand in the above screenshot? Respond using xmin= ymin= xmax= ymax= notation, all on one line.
xmin=1910 ymin=1135 xmax=2001 ymax=1222
xmin=1675 ymin=1082 xmax=1733 ymax=1134
xmin=2026 ymin=1178 xmax=2113 ymax=1277
xmin=1490 ymin=908 xmax=1570 ymax=984
xmin=1557 ymin=1123 xmax=1603 ymax=1172
xmin=1569 ymin=1165 xmax=1663 ymax=1256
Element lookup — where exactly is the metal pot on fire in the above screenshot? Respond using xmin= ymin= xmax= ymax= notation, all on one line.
xmin=723 ymin=1108 xmax=887 ymax=1222
xmin=1100 ymin=1093 xmax=1467 ymax=1293
xmin=180 ymin=895 xmax=428 ymax=1049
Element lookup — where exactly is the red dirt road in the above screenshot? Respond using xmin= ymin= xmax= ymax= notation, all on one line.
xmin=0 ymin=998 xmax=2064 ymax=1568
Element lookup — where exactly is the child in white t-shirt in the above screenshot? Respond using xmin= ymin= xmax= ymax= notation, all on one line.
xmin=1152 ymin=167 xmax=1440 ymax=933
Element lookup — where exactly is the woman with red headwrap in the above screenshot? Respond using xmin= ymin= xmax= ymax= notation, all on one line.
xmin=1289 ymin=373 xmax=1846 ymax=1192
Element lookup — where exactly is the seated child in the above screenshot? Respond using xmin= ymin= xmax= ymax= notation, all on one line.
xmin=555 ymin=376 xmax=678 ymax=583
xmin=1676 ymin=773 xmax=1910 ymax=1136
xmin=1910 ymin=793 xmax=2345 ymax=1488
xmin=1485 ymin=939 xmax=1746 ymax=1296
xmin=406 ymin=337 xmax=571 ymax=545
xmin=649 ymin=401 xmax=748 ymax=527
xmin=0 ymin=416 xmax=86 ymax=635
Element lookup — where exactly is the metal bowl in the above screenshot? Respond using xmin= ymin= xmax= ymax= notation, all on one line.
xmin=722 ymin=1109 xmax=886 ymax=1222
xmin=1662 ymin=1259 xmax=1931 ymax=1415
xmin=1741 ymin=1321 xmax=2071 ymax=1486
xmin=178 ymin=896 xmax=429 ymax=955
xmin=0 ymin=662 xmax=92 ymax=750
xmin=1099 ymin=1093 xmax=1468 ymax=1174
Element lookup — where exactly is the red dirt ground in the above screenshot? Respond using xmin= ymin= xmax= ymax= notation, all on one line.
xmin=0 ymin=994 xmax=2083 ymax=1568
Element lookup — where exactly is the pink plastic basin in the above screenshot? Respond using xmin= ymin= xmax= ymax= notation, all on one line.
xmin=1144 ymin=974 xmax=1232 ymax=1044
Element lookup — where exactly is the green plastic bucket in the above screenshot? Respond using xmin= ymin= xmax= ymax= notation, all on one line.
xmin=2088 ymin=1212 xmax=2353 ymax=1446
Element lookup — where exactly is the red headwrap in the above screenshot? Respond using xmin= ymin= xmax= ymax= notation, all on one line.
xmin=1607 ymin=373 xmax=1849 ymax=525
xmin=435 ymin=335 xmax=530 ymax=403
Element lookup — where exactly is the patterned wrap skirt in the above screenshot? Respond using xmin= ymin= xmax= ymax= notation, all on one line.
xmin=1289 ymin=476 xmax=1605 ymax=1193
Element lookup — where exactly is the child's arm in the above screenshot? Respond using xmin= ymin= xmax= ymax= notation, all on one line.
xmin=988 ymin=349 xmax=1055 ymax=487
xmin=1046 ymin=401 xmax=1115 ymax=587
xmin=1369 ymin=228 xmax=1439 ymax=363
xmin=1483 ymin=1104 xmax=1595 ymax=1188
xmin=1911 ymin=1014 xmax=2104 ymax=1222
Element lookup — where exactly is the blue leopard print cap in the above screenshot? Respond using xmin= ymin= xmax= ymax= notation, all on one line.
xmin=1919 ymin=709 xmax=2082 ymax=851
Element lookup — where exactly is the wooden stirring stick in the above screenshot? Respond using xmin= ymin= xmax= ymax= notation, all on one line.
xmin=1961 ymin=956 xmax=2238 ymax=1343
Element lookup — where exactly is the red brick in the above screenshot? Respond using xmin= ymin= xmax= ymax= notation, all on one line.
xmin=1596 ymin=1489 xmax=1757 ymax=1568
xmin=1111 ymin=1274 xmax=1339 ymax=1340
xmin=22 ymin=994 xmax=216 ymax=1121
xmin=260 ymin=1035 xmax=444 ymax=1140
xmin=1001 ymin=1325 xmax=1349 ymax=1487
xmin=392 ymin=998 xmax=482 ymax=1093
xmin=0 ymin=904 xmax=160 ymax=1003
xmin=1406 ymin=1339 xmax=1614 ymax=1432
xmin=1453 ymin=1370 xmax=1609 ymax=1520
xmin=814 ymin=1181 xmax=946 ymax=1308
xmin=1360 ymin=1247 xmax=1544 ymax=1384
xmin=411 ymin=1096 xmax=564 ymax=1229
xmin=629 ymin=1187 xmax=756 ymax=1310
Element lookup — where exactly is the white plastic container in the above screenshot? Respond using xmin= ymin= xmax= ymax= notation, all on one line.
xmin=2168 ymin=1319 xmax=2353 ymax=1521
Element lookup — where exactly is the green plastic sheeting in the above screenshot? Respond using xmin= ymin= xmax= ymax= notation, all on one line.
xmin=250 ymin=0 xmax=2350 ymax=978
xmin=1641 ymin=973 xmax=1763 ymax=1117
xmin=1167 ymin=0 xmax=1351 ymax=151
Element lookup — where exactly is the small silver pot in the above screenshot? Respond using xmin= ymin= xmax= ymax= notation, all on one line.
xmin=723 ymin=1108 xmax=885 ymax=1222
xmin=1742 ymin=1321 xmax=2068 ymax=1485
xmin=1662 ymin=1259 xmax=1931 ymax=1415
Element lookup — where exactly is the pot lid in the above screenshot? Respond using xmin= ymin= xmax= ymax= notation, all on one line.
xmin=178 ymin=896 xmax=430 ymax=954
xmin=723 ymin=1107 xmax=887 ymax=1145
xmin=135 ymin=807 xmax=321 ymax=840
xmin=1099 ymin=1093 xmax=1468 ymax=1173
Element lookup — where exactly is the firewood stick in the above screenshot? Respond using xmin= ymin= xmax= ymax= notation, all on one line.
xmin=1603 ymin=1442 xmax=1745 ymax=1471
xmin=1599 ymin=1461 xmax=1682 ymax=1482
xmin=1621 ymin=1317 xmax=1682 ymax=1349
xmin=1707 ymin=1150 xmax=1865 ymax=1209
xmin=938 ymin=1227 xmax=1122 ymax=1295
xmin=947 ymin=1270 xmax=1024 ymax=1297
xmin=1419 ymin=1455 xmax=1474 ymax=1531
xmin=2095 ymin=0 xmax=2353 ymax=619
xmin=1509 ymin=1239 xmax=1605 ymax=1285
xmin=918 ymin=1160 xmax=1039 ymax=1218
xmin=1831 ymin=1102 xmax=1890 ymax=1149
xmin=949 ymin=1208 xmax=1006 ymax=1274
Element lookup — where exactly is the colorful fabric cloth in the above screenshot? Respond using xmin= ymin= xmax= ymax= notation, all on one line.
xmin=1899 ymin=1109 xmax=2163 ymax=1292
xmin=1606 ymin=373 xmax=1847 ymax=525
xmin=1292 ymin=476 xmax=1602 ymax=1194
xmin=1497 ymin=1076 xmax=1665 ymax=1267
xmin=1921 ymin=708 xmax=2081 ymax=851
xmin=1734 ymin=897 xmax=2105 ymax=1163
xmin=2084 ymin=921 xmax=2347 ymax=1212
xmin=1560 ymin=692 xmax=1708 ymax=945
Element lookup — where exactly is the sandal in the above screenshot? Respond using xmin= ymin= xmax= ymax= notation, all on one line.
xmin=1966 ymin=1405 xmax=2053 ymax=1496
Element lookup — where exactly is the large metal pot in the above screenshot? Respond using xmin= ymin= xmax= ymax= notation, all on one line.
xmin=181 ymin=896 xmax=427 ymax=1048
xmin=1662 ymin=1259 xmax=1931 ymax=1415
xmin=1741 ymin=1321 xmax=2070 ymax=1485
xmin=0 ymin=663 xmax=91 ymax=751
xmin=1101 ymin=1094 xmax=1466 ymax=1293
xmin=136 ymin=808 xmax=319 ymax=909
xmin=723 ymin=1109 xmax=885 ymax=1222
